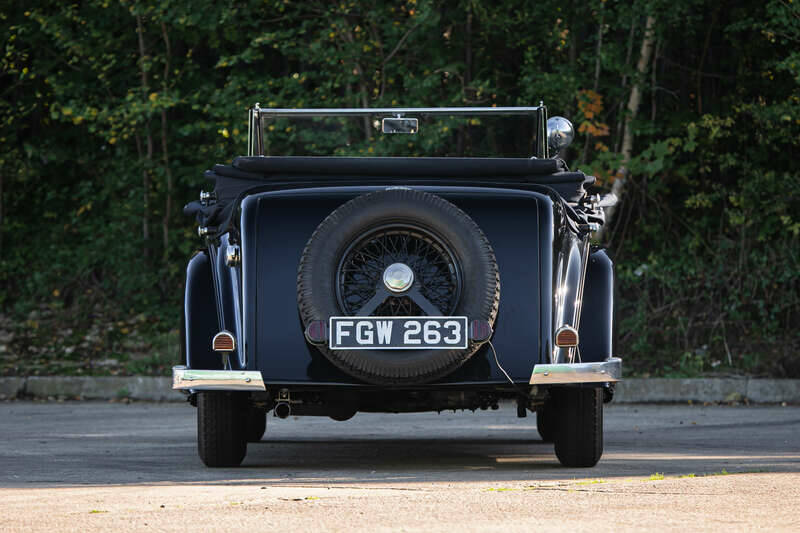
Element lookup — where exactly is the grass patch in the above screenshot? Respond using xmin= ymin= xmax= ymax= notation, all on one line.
xmin=674 ymin=469 xmax=766 ymax=480
xmin=575 ymin=478 xmax=606 ymax=485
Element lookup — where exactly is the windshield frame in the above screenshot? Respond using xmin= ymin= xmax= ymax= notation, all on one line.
xmin=247 ymin=104 xmax=549 ymax=159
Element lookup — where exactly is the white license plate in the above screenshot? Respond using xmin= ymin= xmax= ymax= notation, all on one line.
xmin=329 ymin=316 xmax=468 ymax=350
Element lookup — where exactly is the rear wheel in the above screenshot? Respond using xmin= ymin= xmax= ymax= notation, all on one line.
xmin=536 ymin=398 xmax=556 ymax=442
xmin=553 ymin=387 xmax=603 ymax=467
xmin=197 ymin=391 xmax=248 ymax=467
xmin=246 ymin=407 xmax=267 ymax=442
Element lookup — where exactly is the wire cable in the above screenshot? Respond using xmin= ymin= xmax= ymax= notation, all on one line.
xmin=487 ymin=339 xmax=532 ymax=400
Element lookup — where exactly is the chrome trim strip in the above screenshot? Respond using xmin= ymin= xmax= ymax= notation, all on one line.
xmin=172 ymin=366 xmax=265 ymax=391
xmin=255 ymin=106 xmax=543 ymax=118
xmin=569 ymin=238 xmax=592 ymax=362
xmin=529 ymin=357 xmax=621 ymax=385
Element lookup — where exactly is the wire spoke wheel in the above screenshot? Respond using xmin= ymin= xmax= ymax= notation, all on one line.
xmin=336 ymin=226 xmax=461 ymax=317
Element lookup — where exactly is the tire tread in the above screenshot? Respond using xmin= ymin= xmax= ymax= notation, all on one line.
xmin=553 ymin=387 xmax=603 ymax=467
xmin=197 ymin=392 xmax=248 ymax=467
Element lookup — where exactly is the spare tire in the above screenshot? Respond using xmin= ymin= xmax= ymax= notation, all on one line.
xmin=297 ymin=189 xmax=500 ymax=384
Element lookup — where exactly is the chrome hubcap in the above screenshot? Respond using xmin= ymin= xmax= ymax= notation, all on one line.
xmin=383 ymin=263 xmax=414 ymax=293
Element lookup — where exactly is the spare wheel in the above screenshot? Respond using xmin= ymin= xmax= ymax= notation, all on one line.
xmin=297 ymin=189 xmax=500 ymax=384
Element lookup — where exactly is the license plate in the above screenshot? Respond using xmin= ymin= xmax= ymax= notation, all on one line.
xmin=329 ymin=316 xmax=468 ymax=350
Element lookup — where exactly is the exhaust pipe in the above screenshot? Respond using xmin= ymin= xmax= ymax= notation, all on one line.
xmin=274 ymin=402 xmax=291 ymax=419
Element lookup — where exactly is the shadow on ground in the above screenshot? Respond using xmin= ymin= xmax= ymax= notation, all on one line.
xmin=1 ymin=402 xmax=798 ymax=488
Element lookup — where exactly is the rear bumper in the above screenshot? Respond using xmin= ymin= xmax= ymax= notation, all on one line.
xmin=172 ymin=357 xmax=620 ymax=391
xmin=172 ymin=366 xmax=266 ymax=391
xmin=529 ymin=357 xmax=622 ymax=385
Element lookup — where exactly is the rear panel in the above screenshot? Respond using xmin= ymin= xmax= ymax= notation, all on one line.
xmin=240 ymin=186 xmax=553 ymax=385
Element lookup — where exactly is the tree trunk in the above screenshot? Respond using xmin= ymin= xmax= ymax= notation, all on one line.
xmin=135 ymin=134 xmax=149 ymax=258
xmin=458 ymin=9 xmax=472 ymax=156
xmin=651 ymin=38 xmax=662 ymax=123
xmin=599 ymin=15 xmax=657 ymax=240
xmin=160 ymin=22 xmax=173 ymax=264
xmin=592 ymin=6 xmax=604 ymax=93
xmin=580 ymin=6 xmax=605 ymax=163
xmin=613 ymin=17 xmax=638 ymax=154
xmin=341 ymin=28 xmax=372 ymax=142
xmin=0 ymin=171 xmax=3 ymax=255
xmin=696 ymin=8 xmax=719 ymax=115
xmin=136 ymin=15 xmax=153 ymax=259
xmin=358 ymin=82 xmax=371 ymax=142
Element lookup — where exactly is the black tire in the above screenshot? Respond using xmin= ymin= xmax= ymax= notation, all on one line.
xmin=246 ymin=407 xmax=267 ymax=442
xmin=536 ymin=399 xmax=556 ymax=442
xmin=297 ymin=189 xmax=500 ymax=385
xmin=197 ymin=391 xmax=248 ymax=467
xmin=553 ymin=387 xmax=604 ymax=467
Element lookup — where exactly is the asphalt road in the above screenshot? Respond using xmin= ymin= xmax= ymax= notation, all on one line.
xmin=1 ymin=401 xmax=799 ymax=532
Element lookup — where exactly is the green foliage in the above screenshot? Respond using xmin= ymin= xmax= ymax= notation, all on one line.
xmin=0 ymin=0 xmax=798 ymax=376
xmin=613 ymin=101 xmax=800 ymax=377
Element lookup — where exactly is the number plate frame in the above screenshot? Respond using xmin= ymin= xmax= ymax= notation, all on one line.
xmin=328 ymin=316 xmax=468 ymax=350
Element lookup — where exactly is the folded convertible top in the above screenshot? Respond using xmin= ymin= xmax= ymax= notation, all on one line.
xmin=186 ymin=156 xmax=595 ymax=236
xmin=233 ymin=156 xmax=565 ymax=177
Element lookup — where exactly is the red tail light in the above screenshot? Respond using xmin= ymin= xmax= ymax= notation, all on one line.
xmin=554 ymin=326 xmax=579 ymax=347
xmin=212 ymin=331 xmax=236 ymax=352
xmin=304 ymin=320 xmax=328 ymax=345
xmin=469 ymin=319 xmax=493 ymax=343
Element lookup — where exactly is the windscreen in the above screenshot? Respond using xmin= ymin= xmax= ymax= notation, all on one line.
xmin=256 ymin=114 xmax=544 ymax=158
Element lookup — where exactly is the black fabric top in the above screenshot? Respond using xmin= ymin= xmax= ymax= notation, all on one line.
xmin=186 ymin=156 xmax=595 ymax=236
xmin=233 ymin=156 xmax=565 ymax=177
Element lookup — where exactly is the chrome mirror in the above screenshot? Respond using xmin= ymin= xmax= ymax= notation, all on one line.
xmin=382 ymin=117 xmax=418 ymax=134
xmin=546 ymin=116 xmax=574 ymax=155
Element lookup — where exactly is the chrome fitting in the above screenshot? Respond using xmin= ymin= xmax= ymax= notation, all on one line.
xmin=200 ymin=191 xmax=216 ymax=205
xmin=578 ymin=222 xmax=601 ymax=233
xmin=197 ymin=226 xmax=210 ymax=237
xmin=225 ymin=245 xmax=241 ymax=267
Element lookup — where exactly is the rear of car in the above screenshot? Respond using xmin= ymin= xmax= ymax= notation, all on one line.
xmin=174 ymin=105 xmax=621 ymax=468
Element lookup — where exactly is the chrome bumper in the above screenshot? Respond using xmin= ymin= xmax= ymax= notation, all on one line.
xmin=172 ymin=366 xmax=266 ymax=391
xmin=529 ymin=357 xmax=622 ymax=385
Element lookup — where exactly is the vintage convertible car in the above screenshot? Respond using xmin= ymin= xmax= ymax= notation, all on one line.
xmin=175 ymin=104 xmax=621 ymax=468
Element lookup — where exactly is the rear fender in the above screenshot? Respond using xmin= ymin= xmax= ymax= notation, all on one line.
xmin=578 ymin=249 xmax=613 ymax=362
xmin=183 ymin=251 xmax=223 ymax=370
